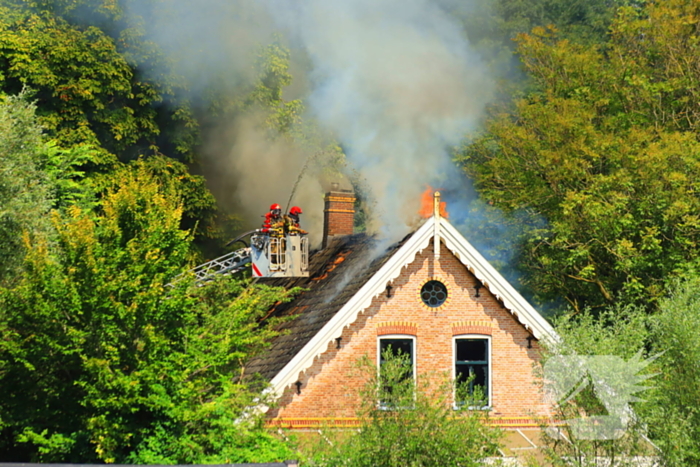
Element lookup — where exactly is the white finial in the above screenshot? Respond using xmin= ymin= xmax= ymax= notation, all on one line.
xmin=433 ymin=191 xmax=441 ymax=219
xmin=433 ymin=191 xmax=440 ymax=260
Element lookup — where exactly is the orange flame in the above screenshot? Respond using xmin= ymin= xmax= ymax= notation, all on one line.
xmin=418 ymin=186 xmax=448 ymax=219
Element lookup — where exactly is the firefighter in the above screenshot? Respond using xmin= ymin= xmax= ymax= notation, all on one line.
xmin=267 ymin=203 xmax=285 ymax=265
xmin=270 ymin=203 xmax=282 ymax=218
xmin=284 ymin=206 xmax=308 ymax=235
xmin=268 ymin=203 xmax=285 ymax=237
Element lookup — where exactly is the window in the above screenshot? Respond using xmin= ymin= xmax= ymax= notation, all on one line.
xmin=420 ymin=280 xmax=448 ymax=307
xmin=378 ymin=337 xmax=415 ymax=408
xmin=454 ymin=337 xmax=490 ymax=408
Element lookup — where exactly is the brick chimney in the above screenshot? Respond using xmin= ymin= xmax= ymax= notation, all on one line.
xmin=323 ymin=188 xmax=355 ymax=248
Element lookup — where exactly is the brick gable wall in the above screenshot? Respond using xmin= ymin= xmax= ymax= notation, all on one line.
xmin=268 ymin=242 xmax=550 ymax=426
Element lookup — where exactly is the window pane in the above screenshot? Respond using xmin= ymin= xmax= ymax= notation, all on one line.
xmin=379 ymin=338 xmax=414 ymax=408
xmin=456 ymin=339 xmax=487 ymax=362
xmin=456 ymin=364 xmax=488 ymax=388
xmin=380 ymin=339 xmax=413 ymax=365
xmin=455 ymin=338 xmax=489 ymax=407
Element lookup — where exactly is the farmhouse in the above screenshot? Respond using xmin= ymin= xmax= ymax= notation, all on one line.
xmin=246 ymin=189 xmax=557 ymax=456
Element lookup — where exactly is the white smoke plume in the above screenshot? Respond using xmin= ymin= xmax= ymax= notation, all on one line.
xmin=266 ymin=0 xmax=494 ymax=240
xmin=123 ymin=0 xmax=494 ymax=245
xmin=123 ymin=1 xmax=276 ymax=99
xmin=204 ymin=115 xmax=328 ymax=248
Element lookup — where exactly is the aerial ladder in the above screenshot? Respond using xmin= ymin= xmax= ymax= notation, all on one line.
xmin=168 ymin=229 xmax=309 ymax=287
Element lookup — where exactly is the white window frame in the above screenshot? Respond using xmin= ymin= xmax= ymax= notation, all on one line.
xmin=377 ymin=335 xmax=417 ymax=409
xmin=453 ymin=334 xmax=492 ymax=410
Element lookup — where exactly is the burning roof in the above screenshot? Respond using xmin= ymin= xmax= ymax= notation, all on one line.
xmin=418 ymin=186 xmax=448 ymax=219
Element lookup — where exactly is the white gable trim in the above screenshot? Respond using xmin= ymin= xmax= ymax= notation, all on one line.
xmin=438 ymin=218 xmax=556 ymax=342
xmin=268 ymin=216 xmax=557 ymax=397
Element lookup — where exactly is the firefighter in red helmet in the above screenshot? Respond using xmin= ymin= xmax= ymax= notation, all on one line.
xmin=267 ymin=203 xmax=284 ymax=237
xmin=284 ymin=206 xmax=307 ymax=235
xmin=264 ymin=203 xmax=285 ymax=265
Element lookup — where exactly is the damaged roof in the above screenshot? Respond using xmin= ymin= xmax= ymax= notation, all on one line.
xmin=246 ymin=216 xmax=557 ymax=395
xmin=245 ymin=232 xmax=409 ymax=382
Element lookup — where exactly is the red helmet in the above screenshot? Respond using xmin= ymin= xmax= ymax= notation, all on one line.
xmin=289 ymin=206 xmax=303 ymax=216
xmin=270 ymin=203 xmax=281 ymax=211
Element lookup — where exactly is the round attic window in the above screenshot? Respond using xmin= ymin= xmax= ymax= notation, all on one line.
xmin=421 ymin=280 xmax=448 ymax=307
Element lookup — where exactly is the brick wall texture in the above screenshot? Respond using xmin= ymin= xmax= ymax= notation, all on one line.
xmin=268 ymin=242 xmax=550 ymax=423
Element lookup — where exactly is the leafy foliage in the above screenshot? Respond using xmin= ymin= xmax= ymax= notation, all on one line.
xmin=0 ymin=92 xmax=107 ymax=284
xmin=492 ymin=0 xmax=634 ymax=45
xmin=537 ymin=291 xmax=700 ymax=465
xmin=0 ymin=92 xmax=52 ymax=284
xmin=0 ymin=0 xmax=227 ymax=243
xmin=642 ymin=277 xmax=700 ymax=466
xmin=99 ymin=156 xmax=218 ymax=241
xmin=310 ymin=351 xmax=501 ymax=467
xmin=0 ymin=164 xmax=298 ymax=462
xmin=0 ymin=4 xmax=163 ymax=158
xmin=535 ymin=306 xmax=654 ymax=466
xmin=459 ymin=0 xmax=700 ymax=310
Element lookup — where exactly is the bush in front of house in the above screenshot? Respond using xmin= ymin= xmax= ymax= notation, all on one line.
xmin=308 ymin=351 xmax=502 ymax=467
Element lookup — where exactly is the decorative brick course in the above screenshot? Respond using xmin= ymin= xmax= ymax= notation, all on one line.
xmin=376 ymin=321 xmax=418 ymax=336
xmin=452 ymin=320 xmax=493 ymax=336
xmin=266 ymin=416 xmax=552 ymax=429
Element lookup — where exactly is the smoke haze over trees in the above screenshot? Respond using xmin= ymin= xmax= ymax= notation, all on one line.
xmin=1 ymin=0 xmax=700 ymax=463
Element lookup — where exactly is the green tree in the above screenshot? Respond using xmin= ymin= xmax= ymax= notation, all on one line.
xmin=0 ymin=164 xmax=297 ymax=462
xmin=459 ymin=0 xmax=700 ymax=311
xmin=0 ymin=0 xmax=220 ymax=164
xmin=310 ymin=351 xmax=501 ymax=467
xmin=446 ymin=0 xmax=635 ymax=108
xmin=538 ymin=286 xmax=700 ymax=465
xmin=0 ymin=92 xmax=52 ymax=284
xmin=0 ymin=91 xmax=107 ymax=284
xmin=536 ymin=306 xmax=653 ymax=466
xmin=0 ymin=0 xmax=225 ymax=243
xmin=490 ymin=0 xmax=633 ymax=45
xmin=642 ymin=277 xmax=700 ymax=466
xmin=0 ymin=5 xmax=163 ymax=158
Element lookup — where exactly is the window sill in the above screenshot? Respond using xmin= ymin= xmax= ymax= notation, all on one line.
xmin=378 ymin=404 xmax=416 ymax=411
xmin=453 ymin=404 xmax=492 ymax=412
